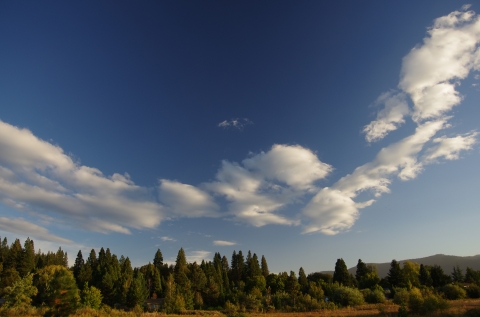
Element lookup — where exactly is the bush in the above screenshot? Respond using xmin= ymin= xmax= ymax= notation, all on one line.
xmin=392 ymin=287 xmax=449 ymax=316
xmin=467 ymin=284 xmax=480 ymax=299
xmin=407 ymin=288 xmax=424 ymax=315
xmin=332 ymin=286 xmax=364 ymax=307
xmin=365 ymin=288 xmax=386 ymax=303
xmin=421 ymin=294 xmax=448 ymax=315
xmin=393 ymin=288 xmax=409 ymax=306
xmin=440 ymin=284 xmax=467 ymax=300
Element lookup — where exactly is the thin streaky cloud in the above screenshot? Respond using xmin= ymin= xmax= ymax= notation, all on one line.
xmin=160 ymin=236 xmax=176 ymax=242
xmin=187 ymin=250 xmax=211 ymax=263
xmin=213 ymin=240 xmax=237 ymax=246
xmin=0 ymin=217 xmax=72 ymax=244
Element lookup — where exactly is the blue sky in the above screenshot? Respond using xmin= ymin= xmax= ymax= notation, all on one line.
xmin=0 ymin=1 xmax=479 ymax=273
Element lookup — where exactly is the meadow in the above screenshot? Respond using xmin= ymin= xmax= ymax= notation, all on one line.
xmin=2 ymin=299 xmax=480 ymax=317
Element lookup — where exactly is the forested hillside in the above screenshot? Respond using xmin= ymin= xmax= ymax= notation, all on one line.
xmin=322 ymin=254 xmax=480 ymax=278
xmin=1 ymin=236 xmax=480 ymax=316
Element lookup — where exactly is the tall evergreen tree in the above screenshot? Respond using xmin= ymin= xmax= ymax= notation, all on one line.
xmin=73 ymin=250 xmax=84 ymax=285
xmin=298 ymin=267 xmax=308 ymax=293
xmin=19 ymin=238 xmax=35 ymax=277
xmin=387 ymin=260 xmax=404 ymax=288
xmin=419 ymin=264 xmax=432 ymax=286
xmin=0 ymin=237 xmax=8 ymax=263
xmin=126 ymin=270 xmax=149 ymax=308
xmin=430 ymin=265 xmax=451 ymax=287
xmin=333 ymin=258 xmax=351 ymax=286
xmin=452 ymin=265 xmax=465 ymax=283
xmin=355 ymin=259 xmax=369 ymax=283
xmin=285 ymin=271 xmax=300 ymax=307
xmin=153 ymin=249 xmax=164 ymax=272
xmin=5 ymin=238 xmax=22 ymax=271
xmin=261 ymin=255 xmax=269 ymax=278
xmin=174 ymin=248 xmax=190 ymax=285
xmin=465 ymin=267 xmax=480 ymax=284
xmin=230 ymin=250 xmax=245 ymax=285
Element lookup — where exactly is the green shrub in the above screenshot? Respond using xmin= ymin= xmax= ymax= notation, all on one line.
xmin=467 ymin=284 xmax=480 ymax=299
xmin=365 ymin=288 xmax=386 ymax=304
xmin=393 ymin=288 xmax=409 ymax=306
xmin=407 ymin=288 xmax=423 ymax=315
xmin=332 ymin=286 xmax=364 ymax=307
xmin=440 ymin=284 xmax=467 ymax=300
xmin=421 ymin=294 xmax=448 ymax=315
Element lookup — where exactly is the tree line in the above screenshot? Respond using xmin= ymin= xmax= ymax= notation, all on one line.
xmin=1 ymin=236 xmax=480 ymax=316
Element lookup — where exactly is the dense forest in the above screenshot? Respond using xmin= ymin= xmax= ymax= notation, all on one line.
xmin=1 ymin=236 xmax=480 ymax=316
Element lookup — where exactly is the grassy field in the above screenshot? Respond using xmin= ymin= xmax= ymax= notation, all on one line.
xmin=2 ymin=299 xmax=480 ymax=317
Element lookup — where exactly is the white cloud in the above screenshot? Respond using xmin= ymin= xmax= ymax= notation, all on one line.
xmin=243 ymin=144 xmax=333 ymax=191
xmin=0 ymin=120 xmax=165 ymax=234
xmin=218 ymin=118 xmax=253 ymax=130
xmin=423 ymin=132 xmax=478 ymax=163
xmin=364 ymin=7 xmax=480 ymax=141
xmin=186 ymin=250 xmax=211 ymax=263
xmin=159 ymin=179 xmax=220 ymax=218
xmin=213 ymin=240 xmax=237 ymax=246
xmin=0 ymin=217 xmax=72 ymax=244
xmin=364 ymin=92 xmax=410 ymax=142
xmin=304 ymin=6 xmax=480 ymax=234
xmin=0 ymin=8 xmax=478 ymax=240
xmin=204 ymin=144 xmax=331 ymax=227
xmin=303 ymin=119 xmax=448 ymax=234
xmin=400 ymin=8 xmax=480 ymax=122
xmin=160 ymin=236 xmax=176 ymax=242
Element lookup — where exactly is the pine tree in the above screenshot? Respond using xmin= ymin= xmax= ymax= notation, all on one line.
xmin=430 ymin=265 xmax=451 ymax=287
xmin=55 ymin=247 xmax=68 ymax=267
xmin=153 ymin=249 xmax=164 ymax=272
xmin=466 ymin=267 xmax=480 ymax=284
xmin=5 ymin=239 xmax=22 ymax=271
xmin=164 ymin=273 xmax=185 ymax=313
xmin=73 ymin=250 xmax=84 ymax=285
xmin=387 ymin=260 xmax=404 ymax=288
xmin=175 ymin=248 xmax=190 ymax=286
xmin=333 ymin=258 xmax=351 ymax=286
xmin=0 ymin=237 xmax=8 ymax=263
xmin=298 ymin=267 xmax=308 ymax=293
xmin=80 ymin=283 xmax=103 ymax=309
xmin=261 ymin=255 xmax=269 ymax=278
xmin=285 ymin=271 xmax=300 ymax=307
xmin=355 ymin=259 xmax=369 ymax=283
xmin=419 ymin=264 xmax=432 ymax=286
xmin=19 ymin=238 xmax=35 ymax=277
xmin=452 ymin=265 xmax=465 ymax=283
xmin=126 ymin=270 xmax=149 ymax=308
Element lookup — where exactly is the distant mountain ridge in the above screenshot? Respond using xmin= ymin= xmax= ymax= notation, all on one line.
xmin=321 ymin=254 xmax=480 ymax=278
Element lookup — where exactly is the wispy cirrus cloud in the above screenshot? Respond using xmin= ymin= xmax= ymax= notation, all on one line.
xmin=186 ymin=250 xmax=211 ymax=263
xmin=0 ymin=217 xmax=72 ymax=244
xmin=213 ymin=240 xmax=237 ymax=246
xmin=160 ymin=236 xmax=176 ymax=242
xmin=218 ymin=118 xmax=253 ymax=130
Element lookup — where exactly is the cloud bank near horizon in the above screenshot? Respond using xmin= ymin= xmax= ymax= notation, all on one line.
xmin=0 ymin=7 xmax=478 ymax=241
